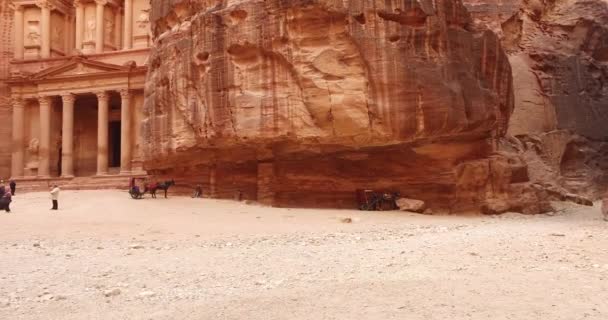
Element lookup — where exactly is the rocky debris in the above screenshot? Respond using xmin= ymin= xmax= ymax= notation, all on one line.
xmin=103 ymin=288 xmax=121 ymax=297
xmin=536 ymin=183 xmax=593 ymax=206
xmin=481 ymin=199 xmax=511 ymax=215
xmin=396 ymin=198 xmax=426 ymax=213
xmin=129 ymin=244 xmax=145 ymax=250
xmin=549 ymin=233 xmax=566 ymax=237
xmin=138 ymin=291 xmax=156 ymax=298
xmin=340 ymin=218 xmax=353 ymax=224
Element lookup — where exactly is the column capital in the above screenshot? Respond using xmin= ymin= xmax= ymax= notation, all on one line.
xmin=10 ymin=95 xmax=25 ymax=108
xmin=73 ymin=0 xmax=84 ymax=8
xmin=119 ymin=89 xmax=132 ymax=99
xmin=37 ymin=95 xmax=52 ymax=105
xmin=35 ymin=0 xmax=54 ymax=10
xmin=94 ymin=0 xmax=108 ymax=6
xmin=61 ymin=93 xmax=76 ymax=103
xmin=10 ymin=3 xmax=24 ymax=12
xmin=95 ymin=91 xmax=109 ymax=100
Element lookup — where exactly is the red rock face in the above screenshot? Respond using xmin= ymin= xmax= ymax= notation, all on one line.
xmin=144 ymin=0 xmax=546 ymax=212
xmin=463 ymin=0 xmax=608 ymax=198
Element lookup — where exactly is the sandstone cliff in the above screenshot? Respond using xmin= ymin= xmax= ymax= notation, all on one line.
xmin=464 ymin=0 xmax=608 ymax=199
xmin=144 ymin=0 xmax=547 ymax=213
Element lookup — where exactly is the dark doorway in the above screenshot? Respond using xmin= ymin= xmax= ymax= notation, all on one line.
xmin=109 ymin=121 xmax=121 ymax=168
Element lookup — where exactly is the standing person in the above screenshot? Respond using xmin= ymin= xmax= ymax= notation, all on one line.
xmin=9 ymin=180 xmax=16 ymax=196
xmin=0 ymin=180 xmax=6 ymax=197
xmin=1 ymin=190 xmax=11 ymax=212
xmin=50 ymin=185 xmax=60 ymax=210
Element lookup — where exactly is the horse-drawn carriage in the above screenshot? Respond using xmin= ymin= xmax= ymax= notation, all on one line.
xmin=356 ymin=189 xmax=400 ymax=211
xmin=129 ymin=178 xmax=175 ymax=199
xmin=129 ymin=177 xmax=146 ymax=199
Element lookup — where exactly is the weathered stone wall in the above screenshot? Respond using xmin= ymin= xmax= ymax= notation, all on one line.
xmin=0 ymin=0 xmax=14 ymax=179
xmin=144 ymin=0 xmax=550 ymax=212
xmin=463 ymin=0 xmax=608 ymax=198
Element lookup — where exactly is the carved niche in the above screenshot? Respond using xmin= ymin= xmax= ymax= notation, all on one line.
xmin=26 ymin=21 xmax=41 ymax=46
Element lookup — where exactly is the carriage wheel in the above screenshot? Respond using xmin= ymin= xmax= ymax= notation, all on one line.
xmin=130 ymin=192 xmax=138 ymax=199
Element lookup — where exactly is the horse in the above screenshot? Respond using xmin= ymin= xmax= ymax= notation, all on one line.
xmin=145 ymin=180 xmax=175 ymax=198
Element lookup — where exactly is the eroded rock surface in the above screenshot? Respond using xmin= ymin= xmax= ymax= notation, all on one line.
xmin=144 ymin=0 xmax=546 ymax=212
xmin=463 ymin=0 xmax=608 ymax=198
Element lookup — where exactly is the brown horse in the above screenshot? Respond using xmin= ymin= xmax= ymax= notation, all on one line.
xmin=144 ymin=180 xmax=175 ymax=198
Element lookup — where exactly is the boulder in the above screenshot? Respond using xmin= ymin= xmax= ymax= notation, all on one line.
xmin=396 ymin=198 xmax=426 ymax=213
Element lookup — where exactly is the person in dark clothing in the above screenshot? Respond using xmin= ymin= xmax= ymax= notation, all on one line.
xmin=0 ymin=191 xmax=12 ymax=212
xmin=0 ymin=180 xmax=5 ymax=197
xmin=9 ymin=180 xmax=16 ymax=196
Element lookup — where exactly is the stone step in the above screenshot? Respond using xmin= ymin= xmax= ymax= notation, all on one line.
xmin=12 ymin=174 xmax=148 ymax=193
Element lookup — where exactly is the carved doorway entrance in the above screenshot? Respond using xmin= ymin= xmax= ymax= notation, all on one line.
xmin=109 ymin=121 xmax=121 ymax=168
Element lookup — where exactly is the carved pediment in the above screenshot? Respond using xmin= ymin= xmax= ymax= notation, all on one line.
xmin=30 ymin=57 xmax=130 ymax=80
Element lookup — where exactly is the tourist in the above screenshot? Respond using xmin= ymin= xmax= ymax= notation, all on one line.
xmin=9 ymin=180 xmax=16 ymax=196
xmin=192 ymin=184 xmax=203 ymax=198
xmin=0 ymin=180 xmax=5 ymax=197
xmin=50 ymin=185 xmax=60 ymax=210
xmin=0 ymin=190 xmax=11 ymax=212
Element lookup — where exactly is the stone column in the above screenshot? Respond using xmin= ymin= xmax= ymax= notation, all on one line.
xmin=95 ymin=0 xmax=106 ymax=53
xmin=39 ymin=1 xmax=51 ymax=58
xmin=114 ymin=8 xmax=122 ymax=49
xmin=64 ymin=14 xmax=71 ymax=53
xmin=61 ymin=94 xmax=75 ymax=177
xmin=119 ymin=90 xmax=132 ymax=173
xmin=13 ymin=5 xmax=24 ymax=59
xmin=38 ymin=96 xmax=52 ymax=177
xmin=11 ymin=97 xmax=25 ymax=178
xmin=123 ymin=0 xmax=132 ymax=49
xmin=74 ymin=0 xmax=84 ymax=50
xmin=96 ymin=91 xmax=109 ymax=175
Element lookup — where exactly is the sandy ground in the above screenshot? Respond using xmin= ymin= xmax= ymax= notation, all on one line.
xmin=0 ymin=190 xmax=607 ymax=320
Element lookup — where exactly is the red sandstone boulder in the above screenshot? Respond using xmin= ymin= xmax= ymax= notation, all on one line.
xmin=396 ymin=198 xmax=426 ymax=213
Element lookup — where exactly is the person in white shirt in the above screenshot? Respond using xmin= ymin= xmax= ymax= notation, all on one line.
xmin=50 ymin=185 xmax=60 ymax=210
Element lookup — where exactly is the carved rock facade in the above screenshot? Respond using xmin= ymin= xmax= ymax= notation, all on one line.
xmin=144 ymin=0 xmax=548 ymax=212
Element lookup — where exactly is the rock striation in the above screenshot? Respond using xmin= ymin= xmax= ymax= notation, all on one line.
xmin=143 ymin=0 xmax=547 ymax=212
xmin=464 ymin=0 xmax=608 ymax=199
